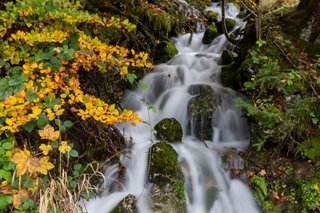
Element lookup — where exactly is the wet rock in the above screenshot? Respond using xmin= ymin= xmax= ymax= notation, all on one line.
xmin=217 ymin=18 xmax=237 ymax=34
xmin=187 ymin=84 xmax=212 ymax=95
xmin=221 ymin=64 xmax=241 ymax=90
xmin=202 ymin=23 xmax=219 ymax=44
xmin=220 ymin=50 xmax=234 ymax=65
xmin=154 ymin=118 xmax=183 ymax=143
xmin=150 ymin=183 xmax=186 ymax=213
xmin=154 ymin=40 xmax=178 ymax=64
xmin=110 ymin=194 xmax=137 ymax=213
xmin=206 ymin=11 xmax=219 ymax=23
xmin=149 ymin=141 xmax=179 ymax=183
xmin=187 ymin=85 xmax=217 ymax=140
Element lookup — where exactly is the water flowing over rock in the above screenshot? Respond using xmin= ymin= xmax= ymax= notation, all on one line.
xmin=187 ymin=84 xmax=217 ymax=140
xmin=84 ymin=3 xmax=259 ymax=213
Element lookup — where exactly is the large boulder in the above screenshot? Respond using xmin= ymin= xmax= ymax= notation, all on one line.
xmin=202 ymin=23 xmax=219 ymax=44
xmin=148 ymin=141 xmax=186 ymax=212
xmin=110 ymin=194 xmax=137 ymax=213
xmin=149 ymin=141 xmax=179 ymax=183
xmin=187 ymin=84 xmax=217 ymax=140
xmin=154 ymin=118 xmax=183 ymax=143
xmin=154 ymin=40 xmax=178 ymax=64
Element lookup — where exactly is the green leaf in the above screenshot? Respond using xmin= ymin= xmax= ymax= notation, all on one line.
xmin=69 ymin=149 xmax=78 ymax=157
xmin=69 ymin=33 xmax=79 ymax=50
xmin=0 ymin=169 xmax=11 ymax=180
xmin=0 ymin=194 xmax=12 ymax=210
xmin=73 ymin=163 xmax=82 ymax=171
xmin=126 ymin=73 xmax=137 ymax=84
xmin=139 ymin=80 xmax=149 ymax=90
xmin=51 ymin=141 xmax=59 ymax=148
xmin=147 ymin=104 xmax=157 ymax=112
xmin=0 ymin=79 xmax=9 ymax=92
xmin=36 ymin=114 xmax=49 ymax=128
xmin=2 ymin=142 xmax=13 ymax=150
xmin=22 ymin=119 xmax=36 ymax=133
xmin=51 ymin=57 xmax=61 ymax=70
xmin=20 ymin=198 xmax=34 ymax=210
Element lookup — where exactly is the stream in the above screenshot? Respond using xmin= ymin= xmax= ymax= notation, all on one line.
xmin=84 ymin=3 xmax=259 ymax=213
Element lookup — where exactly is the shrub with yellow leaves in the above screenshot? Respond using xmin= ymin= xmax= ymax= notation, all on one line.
xmin=0 ymin=0 xmax=154 ymax=211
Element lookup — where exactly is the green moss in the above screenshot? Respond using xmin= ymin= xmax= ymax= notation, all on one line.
xmin=202 ymin=24 xmax=219 ymax=44
xmin=206 ymin=11 xmax=219 ymax=23
xmin=149 ymin=141 xmax=179 ymax=183
xmin=225 ymin=18 xmax=236 ymax=31
xmin=154 ymin=118 xmax=183 ymax=143
xmin=153 ymin=41 xmax=178 ymax=64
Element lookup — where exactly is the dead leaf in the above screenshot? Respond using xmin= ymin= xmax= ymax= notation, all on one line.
xmin=13 ymin=189 xmax=29 ymax=208
xmin=38 ymin=124 xmax=60 ymax=141
xmin=259 ymin=169 xmax=267 ymax=177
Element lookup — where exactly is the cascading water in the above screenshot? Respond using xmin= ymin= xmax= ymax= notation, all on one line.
xmin=84 ymin=3 xmax=259 ymax=213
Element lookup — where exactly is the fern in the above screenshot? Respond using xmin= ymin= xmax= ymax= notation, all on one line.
xmin=251 ymin=176 xmax=268 ymax=204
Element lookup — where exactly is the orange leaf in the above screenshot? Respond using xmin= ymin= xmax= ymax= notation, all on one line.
xmin=38 ymin=124 xmax=60 ymax=141
xmin=13 ymin=189 xmax=29 ymax=208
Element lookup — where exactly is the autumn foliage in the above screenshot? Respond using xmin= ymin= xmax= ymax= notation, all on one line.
xmin=0 ymin=0 xmax=153 ymax=211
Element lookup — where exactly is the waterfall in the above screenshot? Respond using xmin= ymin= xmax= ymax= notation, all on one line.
xmin=83 ymin=3 xmax=259 ymax=213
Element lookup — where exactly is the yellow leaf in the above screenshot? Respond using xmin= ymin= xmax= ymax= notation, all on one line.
xmin=5 ymin=118 xmax=13 ymax=126
xmin=13 ymin=189 xmax=29 ymax=209
xmin=38 ymin=124 xmax=60 ymax=141
xmin=58 ymin=141 xmax=71 ymax=154
xmin=37 ymin=156 xmax=54 ymax=175
xmin=39 ymin=144 xmax=52 ymax=155
xmin=10 ymin=149 xmax=39 ymax=176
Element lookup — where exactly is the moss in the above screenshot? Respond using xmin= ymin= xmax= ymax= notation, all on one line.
xmin=225 ymin=18 xmax=236 ymax=31
xmin=149 ymin=141 xmax=179 ymax=183
xmin=153 ymin=40 xmax=178 ymax=64
xmin=202 ymin=23 xmax=219 ymax=44
xmin=206 ymin=11 xmax=219 ymax=23
xmin=154 ymin=118 xmax=183 ymax=143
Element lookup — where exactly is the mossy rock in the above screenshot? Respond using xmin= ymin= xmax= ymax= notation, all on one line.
xmin=202 ymin=23 xmax=219 ymax=44
xmin=217 ymin=18 xmax=237 ymax=34
xmin=110 ymin=194 xmax=137 ymax=213
xmin=154 ymin=40 xmax=178 ymax=64
xmin=150 ymin=183 xmax=186 ymax=213
xmin=149 ymin=141 xmax=179 ymax=183
xmin=154 ymin=118 xmax=183 ymax=143
xmin=187 ymin=85 xmax=216 ymax=140
xmin=206 ymin=11 xmax=219 ymax=23
xmin=221 ymin=64 xmax=241 ymax=90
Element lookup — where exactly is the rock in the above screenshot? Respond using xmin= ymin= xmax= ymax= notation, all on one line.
xmin=187 ymin=84 xmax=212 ymax=95
xmin=206 ymin=11 xmax=219 ymax=23
xmin=221 ymin=64 xmax=241 ymax=90
xmin=187 ymin=85 xmax=216 ymax=140
xmin=154 ymin=40 xmax=178 ymax=64
xmin=217 ymin=18 xmax=237 ymax=34
xmin=202 ymin=23 xmax=219 ymax=44
xmin=149 ymin=141 xmax=179 ymax=183
xmin=220 ymin=50 xmax=234 ymax=65
xmin=154 ymin=118 xmax=183 ymax=143
xmin=110 ymin=194 xmax=137 ymax=213
xmin=149 ymin=183 xmax=186 ymax=213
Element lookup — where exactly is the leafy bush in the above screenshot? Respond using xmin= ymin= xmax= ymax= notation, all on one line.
xmin=0 ymin=0 xmax=153 ymax=211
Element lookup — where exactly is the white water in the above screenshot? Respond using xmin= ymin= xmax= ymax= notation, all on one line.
xmin=84 ymin=3 xmax=259 ymax=213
